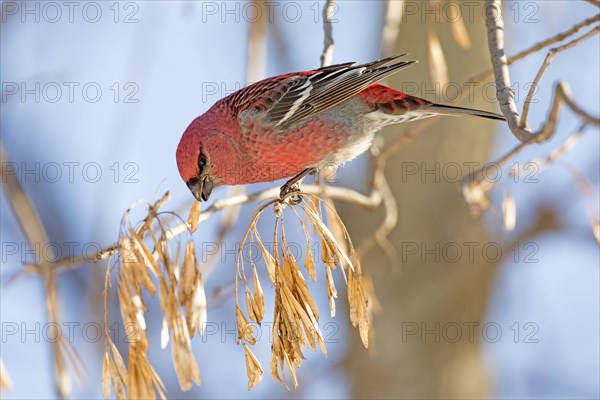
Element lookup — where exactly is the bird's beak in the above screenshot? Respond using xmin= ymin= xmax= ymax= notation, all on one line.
xmin=187 ymin=176 xmax=214 ymax=202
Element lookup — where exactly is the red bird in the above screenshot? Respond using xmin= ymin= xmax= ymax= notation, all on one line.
xmin=176 ymin=55 xmax=504 ymax=201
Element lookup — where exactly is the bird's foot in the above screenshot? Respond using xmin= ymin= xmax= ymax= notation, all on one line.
xmin=279 ymin=181 xmax=303 ymax=204
xmin=279 ymin=167 xmax=317 ymax=204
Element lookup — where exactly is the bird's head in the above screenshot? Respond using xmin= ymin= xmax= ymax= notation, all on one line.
xmin=176 ymin=116 xmax=236 ymax=202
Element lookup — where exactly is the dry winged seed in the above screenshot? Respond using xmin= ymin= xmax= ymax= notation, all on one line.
xmin=53 ymin=348 xmax=71 ymax=398
xmin=252 ymin=266 xmax=265 ymax=323
xmin=270 ymin=312 xmax=282 ymax=382
xmin=282 ymin=286 xmax=312 ymax=337
xmin=128 ymin=227 xmax=161 ymax=279
xmin=324 ymin=201 xmax=348 ymax=255
xmin=99 ymin=352 xmax=111 ymax=399
xmin=321 ymin=239 xmax=337 ymax=270
xmin=325 ymin=266 xmax=337 ymax=318
xmin=236 ymin=305 xmax=256 ymax=345
xmin=462 ymin=181 xmax=490 ymax=214
xmin=157 ymin=277 xmax=171 ymax=323
xmin=116 ymin=279 xmax=132 ymax=324
xmin=187 ymin=200 xmax=201 ymax=232
xmin=502 ymin=192 xmax=516 ymax=232
xmin=283 ymin=351 xmax=299 ymax=389
xmin=255 ymin=231 xmax=277 ymax=284
xmin=128 ymin=352 xmax=153 ymax=400
xmin=301 ymin=318 xmax=317 ymax=351
xmin=279 ymin=288 xmax=308 ymax=352
xmin=348 ymin=272 xmax=369 ymax=348
xmin=147 ymin=356 xmax=167 ymax=400
xmin=108 ymin=358 xmax=126 ymax=400
xmin=179 ymin=242 xmax=198 ymax=303
xmin=290 ymin=208 xmax=318 ymax=282
xmin=108 ymin=339 xmax=128 ymax=382
xmin=172 ymin=242 xmax=182 ymax=282
xmin=173 ymin=315 xmax=201 ymax=390
xmin=243 ymin=344 xmax=264 ymax=390
xmin=450 ymin=7 xmax=472 ymax=49
xmin=304 ymin=237 xmax=317 ymax=281
xmin=122 ymin=235 xmax=156 ymax=296
xmin=308 ymin=207 xmax=354 ymax=272
xmin=427 ymin=29 xmax=448 ymax=90
xmin=291 ymin=268 xmax=319 ymax=322
xmin=246 ymin=291 xmax=259 ymax=324
xmin=131 ymin=295 xmax=147 ymax=331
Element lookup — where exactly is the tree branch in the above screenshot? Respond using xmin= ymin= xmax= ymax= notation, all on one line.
xmin=320 ymin=0 xmax=336 ymax=68
xmin=0 ymin=143 xmax=74 ymax=398
xmin=522 ymin=26 xmax=599 ymax=125
xmin=468 ymin=13 xmax=599 ymax=85
xmin=485 ymin=0 xmax=599 ymax=143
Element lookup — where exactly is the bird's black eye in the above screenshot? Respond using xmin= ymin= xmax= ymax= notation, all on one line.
xmin=198 ymin=154 xmax=207 ymax=171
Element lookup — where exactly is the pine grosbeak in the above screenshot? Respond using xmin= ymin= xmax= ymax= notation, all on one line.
xmin=176 ymin=55 xmax=504 ymax=201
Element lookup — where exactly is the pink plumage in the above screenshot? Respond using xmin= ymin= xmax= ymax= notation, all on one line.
xmin=176 ymin=55 xmax=504 ymax=201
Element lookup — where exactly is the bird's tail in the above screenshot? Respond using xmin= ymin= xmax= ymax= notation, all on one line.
xmin=362 ymin=85 xmax=505 ymax=124
xmin=424 ymin=103 xmax=505 ymax=121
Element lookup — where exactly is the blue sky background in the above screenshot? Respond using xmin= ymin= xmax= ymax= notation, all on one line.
xmin=1 ymin=1 xmax=598 ymax=399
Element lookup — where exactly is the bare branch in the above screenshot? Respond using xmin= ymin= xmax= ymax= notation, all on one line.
xmin=561 ymin=160 xmax=600 ymax=244
xmin=530 ymin=125 xmax=586 ymax=172
xmin=586 ymin=0 xmax=600 ymax=7
xmin=320 ymin=0 xmax=336 ymax=67
xmin=1 ymin=144 xmax=51 ymax=258
xmin=41 ymin=183 xmax=381 ymax=273
xmin=246 ymin=0 xmax=267 ymax=84
xmin=356 ymin=147 xmax=398 ymax=261
xmin=381 ymin=0 xmax=403 ymax=56
xmin=485 ymin=0 xmax=599 ymax=143
xmin=462 ymin=123 xmax=593 ymax=218
xmin=468 ymin=13 xmax=600 ymax=84
xmin=199 ymin=0 xmax=270 ymax=278
xmin=0 ymin=143 xmax=73 ymax=399
xmin=522 ymin=26 xmax=599 ymax=125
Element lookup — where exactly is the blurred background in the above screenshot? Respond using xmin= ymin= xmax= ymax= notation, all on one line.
xmin=1 ymin=1 xmax=598 ymax=399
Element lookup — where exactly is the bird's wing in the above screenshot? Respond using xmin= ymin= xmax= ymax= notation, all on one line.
xmin=228 ymin=55 xmax=416 ymax=129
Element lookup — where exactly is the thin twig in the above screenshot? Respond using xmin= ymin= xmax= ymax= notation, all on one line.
xmin=165 ymin=184 xmax=381 ymax=241
xmin=200 ymin=0 xmax=269 ymax=279
xmin=468 ymin=13 xmax=600 ymax=84
xmin=561 ymin=161 xmax=600 ymax=244
xmin=320 ymin=0 xmax=336 ymax=67
xmin=532 ymin=126 xmax=586 ymax=172
xmin=485 ymin=0 xmax=599 ymax=143
xmin=39 ymin=183 xmax=381 ymax=272
xmin=1 ymin=146 xmax=52 ymax=257
xmin=521 ymin=25 xmax=599 ymax=125
xmin=0 ymin=143 xmax=71 ymax=399
xmin=586 ymin=0 xmax=600 ymax=8
xmin=246 ymin=0 xmax=267 ymax=84
xmin=381 ymin=0 xmax=403 ymax=57
xmin=354 ymin=120 xmax=439 ymax=260
xmin=356 ymin=146 xmax=398 ymax=261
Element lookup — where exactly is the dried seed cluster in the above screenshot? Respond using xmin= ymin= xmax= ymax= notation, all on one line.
xmin=102 ymin=194 xmax=205 ymax=399
xmin=235 ymin=194 xmax=371 ymax=390
xmin=101 ymin=192 xmax=374 ymax=398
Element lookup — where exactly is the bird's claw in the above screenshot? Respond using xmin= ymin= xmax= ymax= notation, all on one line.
xmin=279 ymin=182 xmax=303 ymax=204
xmin=279 ymin=167 xmax=316 ymax=204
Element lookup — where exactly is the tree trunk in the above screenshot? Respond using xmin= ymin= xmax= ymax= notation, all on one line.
xmin=343 ymin=5 xmax=500 ymax=398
